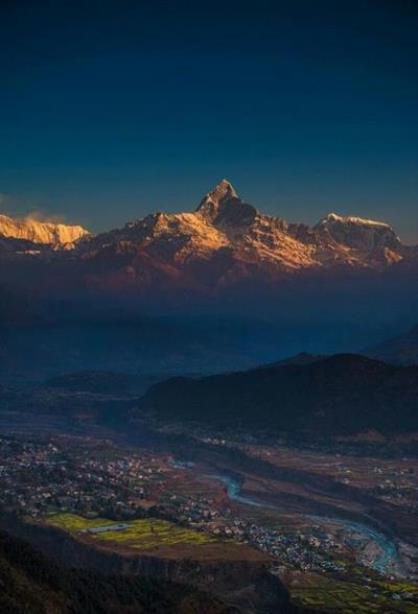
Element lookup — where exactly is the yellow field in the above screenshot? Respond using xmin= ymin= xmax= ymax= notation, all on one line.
xmin=47 ymin=513 xmax=109 ymax=532
xmin=46 ymin=513 xmax=217 ymax=550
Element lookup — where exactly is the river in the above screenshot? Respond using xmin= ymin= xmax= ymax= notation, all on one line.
xmin=309 ymin=515 xmax=398 ymax=575
xmin=206 ymin=472 xmax=399 ymax=575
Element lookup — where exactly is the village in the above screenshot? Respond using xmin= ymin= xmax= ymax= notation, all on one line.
xmin=0 ymin=434 xmax=360 ymax=575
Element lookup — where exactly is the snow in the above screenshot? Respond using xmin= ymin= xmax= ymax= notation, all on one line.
xmin=0 ymin=213 xmax=89 ymax=247
xmin=320 ymin=212 xmax=391 ymax=228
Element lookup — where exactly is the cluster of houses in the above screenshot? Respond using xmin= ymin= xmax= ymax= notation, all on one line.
xmin=162 ymin=482 xmax=347 ymax=573
xmin=0 ymin=436 xmax=167 ymax=519
xmin=0 ymin=435 xmax=365 ymax=575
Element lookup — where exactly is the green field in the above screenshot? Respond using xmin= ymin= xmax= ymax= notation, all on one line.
xmin=46 ymin=513 xmax=217 ymax=550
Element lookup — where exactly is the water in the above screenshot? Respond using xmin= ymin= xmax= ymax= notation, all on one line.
xmin=206 ymin=472 xmax=399 ymax=575
xmin=205 ymin=473 xmax=270 ymax=508
xmin=310 ymin=515 xmax=398 ymax=575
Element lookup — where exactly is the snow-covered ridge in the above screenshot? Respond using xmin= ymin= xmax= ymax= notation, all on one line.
xmin=318 ymin=212 xmax=391 ymax=228
xmin=2 ymin=181 xmax=414 ymax=286
xmin=0 ymin=213 xmax=90 ymax=247
xmin=74 ymin=180 xmax=409 ymax=279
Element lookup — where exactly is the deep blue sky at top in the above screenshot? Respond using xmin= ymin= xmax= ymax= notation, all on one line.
xmin=1 ymin=0 xmax=418 ymax=241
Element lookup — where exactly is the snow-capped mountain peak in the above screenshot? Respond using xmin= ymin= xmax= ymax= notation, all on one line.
xmin=200 ymin=178 xmax=238 ymax=204
xmin=1 ymin=181 xmax=416 ymax=295
xmin=196 ymin=179 xmax=257 ymax=229
xmin=314 ymin=211 xmax=400 ymax=254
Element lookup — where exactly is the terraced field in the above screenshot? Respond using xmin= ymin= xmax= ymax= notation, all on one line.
xmin=289 ymin=572 xmax=418 ymax=613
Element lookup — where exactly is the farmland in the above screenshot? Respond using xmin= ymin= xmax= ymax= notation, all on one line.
xmin=287 ymin=571 xmax=418 ymax=613
xmin=46 ymin=513 xmax=217 ymax=550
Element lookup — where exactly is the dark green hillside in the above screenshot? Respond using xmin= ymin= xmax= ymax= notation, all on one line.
xmin=0 ymin=530 xmax=237 ymax=613
xmin=369 ymin=324 xmax=418 ymax=366
xmin=142 ymin=354 xmax=418 ymax=436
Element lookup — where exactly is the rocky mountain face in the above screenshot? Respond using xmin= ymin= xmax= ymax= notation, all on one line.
xmin=0 ymin=213 xmax=89 ymax=248
xmin=1 ymin=180 xmax=416 ymax=295
xmin=66 ymin=178 xmax=417 ymax=276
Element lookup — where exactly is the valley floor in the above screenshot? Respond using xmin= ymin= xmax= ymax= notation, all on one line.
xmin=0 ymin=407 xmax=417 ymax=612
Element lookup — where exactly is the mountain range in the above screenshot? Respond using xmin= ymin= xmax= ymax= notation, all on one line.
xmin=1 ymin=180 xmax=417 ymax=298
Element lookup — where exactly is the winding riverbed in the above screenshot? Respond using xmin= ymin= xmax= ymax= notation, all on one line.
xmin=309 ymin=515 xmax=398 ymax=575
xmin=206 ymin=472 xmax=399 ymax=575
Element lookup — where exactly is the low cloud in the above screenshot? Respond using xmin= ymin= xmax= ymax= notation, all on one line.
xmin=0 ymin=194 xmax=68 ymax=225
xmin=23 ymin=209 xmax=68 ymax=225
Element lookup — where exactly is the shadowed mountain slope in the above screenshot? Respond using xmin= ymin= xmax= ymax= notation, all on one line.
xmin=369 ymin=324 xmax=418 ymax=366
xmin=141 ymin=354 xmax=418 ymax=436
xmin=0 ymin=529 xmax=252 ymax=613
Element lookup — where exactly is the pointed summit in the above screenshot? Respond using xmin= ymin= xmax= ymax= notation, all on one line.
xmin=207 ymin=178 xmax=238 ymax=202
xmin=196 ymin=179 xmax=238 ymax=216
xmin=196 ymin=179 xmax=257 ymax=228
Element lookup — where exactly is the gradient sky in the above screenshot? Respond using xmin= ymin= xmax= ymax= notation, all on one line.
xmin=1 ymin=0 xmax=418 ymax=242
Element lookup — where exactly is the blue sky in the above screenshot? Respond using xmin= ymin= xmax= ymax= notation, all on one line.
xmin=1 ymin=0 xmax=418 ymax=242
